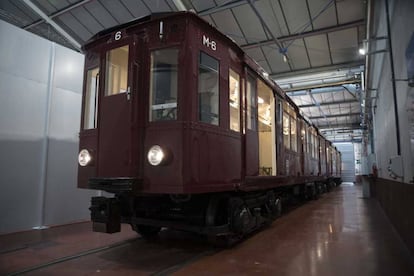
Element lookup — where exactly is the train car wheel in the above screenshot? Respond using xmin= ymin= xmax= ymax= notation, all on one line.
xmin=265 ymin=191 xmax=282 ymax=220
xmin=228 ymin=197 xmax=252 ymax=235
xmin=132 ymin=224 xmax=161 ymax=239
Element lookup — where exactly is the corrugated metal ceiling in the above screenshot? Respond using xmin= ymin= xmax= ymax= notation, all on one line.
xmin=0 ymin=0 xmax=366 ymax=142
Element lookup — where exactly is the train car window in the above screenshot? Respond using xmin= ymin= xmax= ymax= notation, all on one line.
xmin=229 ymin=69 xmax=240 ymax=131
xmin=246 ymin=75 xmax=257 ymax=130
xmin=290 ymin=115 xmax=297 ymax=152
xmin=301 ymin=125 xmax=306 ymax=152
xmin=84 ymin=67 xmax=99 ymax=129
xmin=149 ymin=48 xmax=179 ymax=121
xmin=283 ymin=112 xmax=290 ymax=150
xmin=283 ymin=102 xmax=297 ymax=151
xmin=198 ymin=52 xmax=219 ymax=125
xmin=105 ymin=45 xmax=129 ymax=96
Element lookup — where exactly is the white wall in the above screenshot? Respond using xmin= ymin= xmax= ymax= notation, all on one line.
xmin=335 ymin=143 xmax=356 ymax=182
xmin=368 ymin=0 xmax=414 ymax=183
xmin=0 ymin=20 xmax=97 ymax=233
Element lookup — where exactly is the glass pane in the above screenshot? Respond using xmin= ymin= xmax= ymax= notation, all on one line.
xmin=257 ymin=80 xmax=272 ymax=131
xmin=149 ymin=48 xmax=178 ymax=121
xmin=199 ymin=52 xmax=219 ymax=125
xmin=229 ymin=69 xmax=240 ymax=131
xmin=283 ymin=112 xmax=290 ymax=149
xmin=105 ymin=45 xmax=129 ymax=96
xmin=84 ymin=67 xmax=99 ymax=129
xmin=246 ymin=75 xmax=257 ymax=130
xmin=290 ymin=117 xmax=297 ymax=152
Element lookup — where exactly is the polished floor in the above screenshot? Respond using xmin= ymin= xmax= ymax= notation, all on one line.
xmin=1 ymin=184 xmax=414 ymax=275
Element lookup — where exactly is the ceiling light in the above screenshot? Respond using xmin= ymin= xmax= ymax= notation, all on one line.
xmin=359 ymin=48 xmax=366 ymax=55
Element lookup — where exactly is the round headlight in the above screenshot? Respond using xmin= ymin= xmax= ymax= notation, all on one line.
xmin=78 ymin=149 xmax=92 ymax=167
xmin=147 ymin=145 xmax=164 ymax=166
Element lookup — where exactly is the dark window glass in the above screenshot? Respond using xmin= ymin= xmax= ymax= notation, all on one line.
xmin=198 ymin=52 xmax=219 ymax=125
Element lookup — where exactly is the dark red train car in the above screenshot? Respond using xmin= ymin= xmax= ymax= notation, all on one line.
xmin=77 ymin=12 xmax=341 ymax=243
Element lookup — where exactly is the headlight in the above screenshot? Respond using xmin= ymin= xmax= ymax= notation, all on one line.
xmin=147 ymin=145 xmax=164 ymax=166
xmin=78 ymin=149 xmax=92 ymax=166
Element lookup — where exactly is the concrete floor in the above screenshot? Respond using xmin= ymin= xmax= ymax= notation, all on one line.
xmin=1 ymin=183 xmax=413 ymax=275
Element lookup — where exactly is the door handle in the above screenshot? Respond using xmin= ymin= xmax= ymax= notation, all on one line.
xmin=127 ymin=86 xmax=131 ymax=101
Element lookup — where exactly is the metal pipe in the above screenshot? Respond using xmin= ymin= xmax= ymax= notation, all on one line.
xmin=385 ymin=0 xmax=401 ymax=155
xmin=34 ymin=43 xmax=56 ymax=230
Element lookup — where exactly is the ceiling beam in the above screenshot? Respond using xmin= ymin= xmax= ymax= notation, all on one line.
xmin=309 ymin=112 xmax=360 ymax=120
xmin=329 ymin=138 xmax=362 ymax=143
xmin=284 ymin=79 xmax=361 ymax=92
xmin=288 ymin=86 xmax=347 ymax=96
xmin=270 ymin=61 xmax=365 ymax=79
xmin=298 ymin=98 xmax=359 ymax=108
xmin=172 ymin=0 xmax=188 ymax=11
xmin=198 ymin=0 xmax=248 ymax=16
xmin=21 ymin=0 xmax=81 ymax=50
xmin=241 ymin=19 xmax=365 ymax=50
xmin=23 ymin=0 xmax=93 ymax=30
xmin=318 ymin=122 xmax=362 ymax=130
xmin=246 ymin=0 xmax=285 ymax=53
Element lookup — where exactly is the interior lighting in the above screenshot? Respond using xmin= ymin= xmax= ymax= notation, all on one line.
xmin=258 ymin=97 xmax=264 ymax=104
xmin=359 ymin=48 xmax=366 ymax=55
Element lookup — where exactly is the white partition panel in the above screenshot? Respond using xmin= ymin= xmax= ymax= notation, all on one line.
xmin=0 ymin=20 xmax=97 ymax=233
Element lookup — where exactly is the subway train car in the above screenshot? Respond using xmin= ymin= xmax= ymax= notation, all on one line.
xmin=77 ymin=12 xmax=342 ymax=244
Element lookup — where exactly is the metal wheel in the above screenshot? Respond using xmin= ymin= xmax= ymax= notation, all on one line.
xmin=265 ymin=191 xmax=282 ymax=220
xmin=228 ymin=197 xmax=252 ymax=235
xmin=132 ymin=224 xmax=161 ymax=238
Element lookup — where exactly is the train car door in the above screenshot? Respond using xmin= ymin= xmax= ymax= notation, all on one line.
xmin=98 ymin=39 xmax=134 ymax=177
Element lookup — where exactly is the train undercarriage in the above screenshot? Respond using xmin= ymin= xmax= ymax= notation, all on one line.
xmin=89 ymin=179 xmax=341 ymax=246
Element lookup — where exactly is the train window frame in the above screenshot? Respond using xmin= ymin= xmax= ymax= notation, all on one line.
xmin=149 ymin=47 xmax=179 ymax=122
xmin=104 ymin=45 xmax=129 ymax=97
xmin=83 ymin=67 xmax=99 ymax=130
xmin=229 ymin=68 xmax=240 ymax=132
xmin=198 ymin=51 xmax=220 ymax=126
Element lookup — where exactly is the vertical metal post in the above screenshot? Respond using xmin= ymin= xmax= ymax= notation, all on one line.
xmin=34 ymin=43 xmax=56 ymax=230
xmin=385 ymin=0 xmax=401 ymax=155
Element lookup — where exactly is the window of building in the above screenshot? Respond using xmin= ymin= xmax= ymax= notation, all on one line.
xmin=84 ymin=67 xmax=99 ymax=129
xmin=149 ymin=48 xmax=179 ymax=121
xmin=199 ymin=52 xmax=219 ymax=125
xmin=105 ymin=45 xmax=129 ymax=96
xmin=229 ymin=69 xmax=240 ymax=131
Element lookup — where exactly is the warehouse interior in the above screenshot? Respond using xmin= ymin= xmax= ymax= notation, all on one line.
xmin=0 ymin=0 xmax=413 ymax=274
